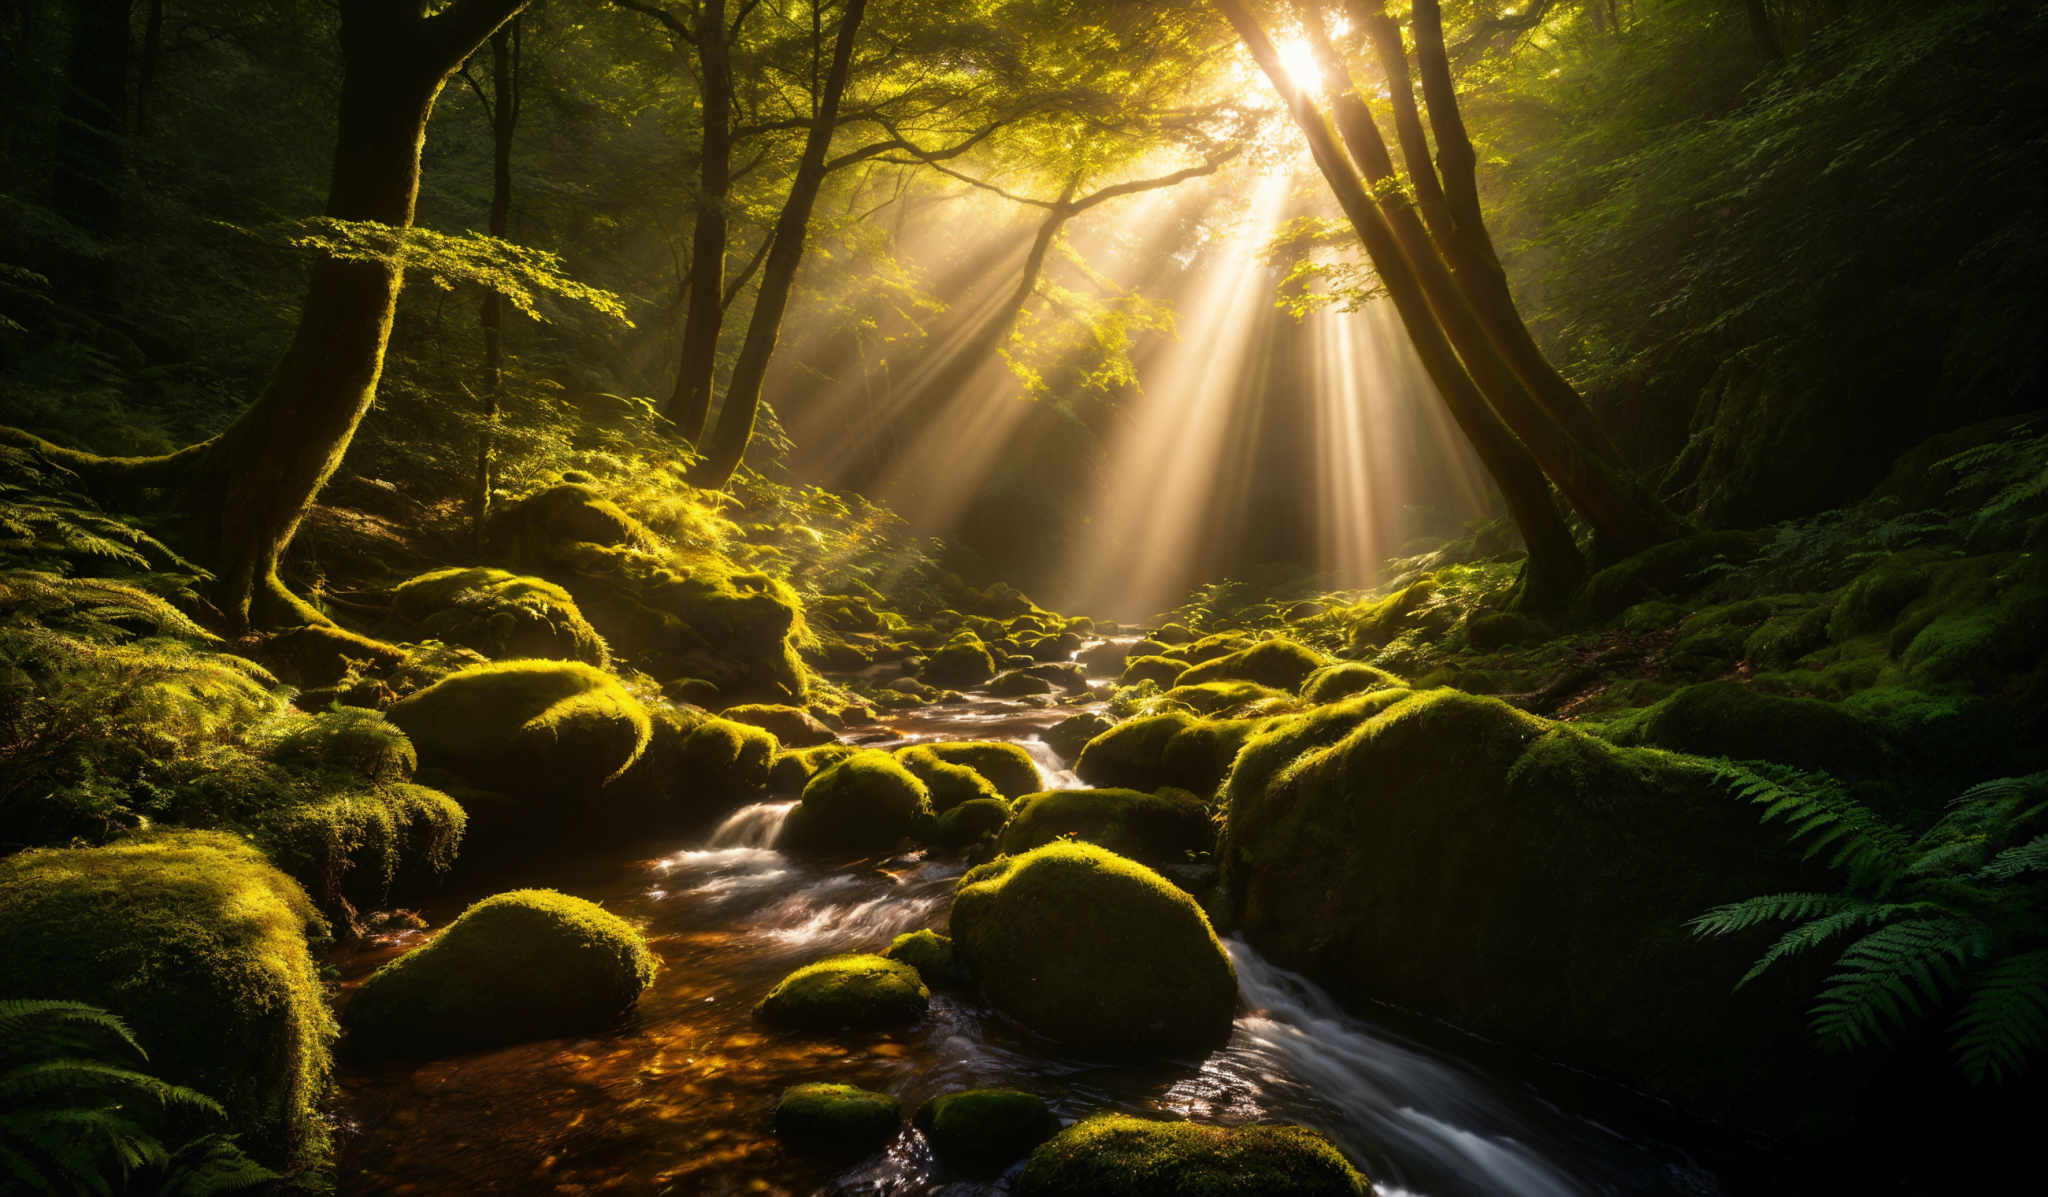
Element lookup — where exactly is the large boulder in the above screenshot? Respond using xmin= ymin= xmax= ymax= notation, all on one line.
xmin=780 ymin=749 xmax=932 ymax=854
xmin=386 ymin=566 xmax=607 ymax=666
xmin=1609 ymin=679 xmax=1895 ymax=780
xmin=1221 ymin=688 xmax=1840 ymax=1130
xmin=948 ymin=842 xmax=1237 ymax=1056
xmin=1000 ymin=788 xmax=1212 ymax=870
xmin=343 ymin=889 xmax=656 ymax=1057
xmin=719 ymin=703 xmax=836 ymax=747
xmin=896 ymin=745 xmax=1002 ymax=812
xmin=914 ymin=1089 xmax=1060 ymax=1176
xmin=618 ymin=708 xmax=778 ymax=829
xmin=0 ymin=831 xmax=335 ymax=1170
xmin=386 ymin=661 xmax=650 ymax=805
xmin=1017 ymin=1114 xmax=1367 ymax=1197
xmin=1174 ymin=638 xmax=1324 ymax=692
xmin=1074 ymin=712 xmax=1195 ymax=790
xmin=756 ymin=953 xmax=930 ymax=1030
xmin=923 ymin=635 xmax=998 ymax=687
xmin=908 ymin=740 xmax=1042 ymax=800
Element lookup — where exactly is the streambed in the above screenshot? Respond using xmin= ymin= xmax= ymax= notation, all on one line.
xmin=332 ymin=669 xmax=1742 ymax=1196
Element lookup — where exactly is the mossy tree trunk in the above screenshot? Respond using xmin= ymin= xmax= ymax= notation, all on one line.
xmin=7 ymin=0 xmax=532 ymax=631
xmin=670 ymin=0 xmax=735 ymax=445
xmin=1220 ymin=0 xmax=1585 ymax=607
xmin=688 ymin=0 xmax=869 ymax=490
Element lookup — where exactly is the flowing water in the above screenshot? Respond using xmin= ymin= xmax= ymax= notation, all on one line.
xmin=332 ymin=650 xmax=1748 ymax=1196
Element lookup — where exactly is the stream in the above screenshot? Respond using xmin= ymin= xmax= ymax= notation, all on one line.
xmin=332 ymin=652 xmax=1745 ymax=1196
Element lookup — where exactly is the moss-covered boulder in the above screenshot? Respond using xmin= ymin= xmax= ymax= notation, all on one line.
xmin=1077 ymin=640 xmax=1132 ymax=676
xmin=1159 ymin=680 xmax=1294 ymax=718
xmin=0 ymin=831 xmax=335 ymax=1169
xmin=344 ymin=889 xmax=655 ymax=1057
xmin=1120 ymin=654 xmax=1191 ymax=688
xmin=1610 ymin=679 xmax=1894 ymax=779
xmin=756 ymin=953 xmax=930 ymax=1030
xmin=781 ymin=749 xmax=932 ymax=854
xmin=768 ymin=743 xmax=858 ymax=794
xmin=386 ymin=661 xmax=651 ymax=804
xmin=1222 ymin=688 xmax=1835 ymax=1126
xmin=914 ymin=741 xmax=1042 ymax=800
xmin=1075 ymin=712 xmax=1195 ymax=791
xmin=988 ymin=669 xmax=1057 ymax=697
xmin=914 ymin=1088 xmax=1060 ymax=1176
xmin=719 ymin=702 xmax=836 ymax=747
xmin=1046 ymin=712 xmax=1116 ymax=761
xmin=1578 ymin=530 xmax=1763 ymax=621
xmin=387 ymin=567 xmax=607 ymax=666
xmin=925 ymin=635 xmax=998 ymax=687
xmin=617 ymin=708 xmax=776 ymax=830
xmin=896 ymin=745 xmax=1002 ymax=812
xmin=1157 ymin=717 xmax=1268 ymax=799
xmin=1017 ymin=1115 xmax=1367 ymax=1197
xmin=1151 ymin=622 xmax=1195 ymax=645
xmin=882 ymin=929 xmax=962 ymax=985
xmin=928 ymin=797 xmax=1013 ymax=850
xmin=773 ymin=1082 xmax=901 ymax=1158
xmin=1000 ymin=788 xmax=1212 ymax=869
xmin=949 ymin=842 xmax=1237 ymax=1056
xmin=1175 ymin=639 xmax=1324 ymax=692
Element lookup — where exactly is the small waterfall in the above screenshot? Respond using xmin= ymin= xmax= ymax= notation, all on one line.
xmin=710 ymin=801 xmax=796 ymax=849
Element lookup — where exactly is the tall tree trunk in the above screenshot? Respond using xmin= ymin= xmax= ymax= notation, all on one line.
xmin=690 ymin=0 xmax=868 ymax=489
xmin=474 ymin=16 xmax=519 ymax=543
xmin=667 ymin=0 xmax=733 ymax=442
xmin=1218 ymin=0 xmax=1584 ymax=606
xmin=144 ymin=0 xmax=529 ymax=629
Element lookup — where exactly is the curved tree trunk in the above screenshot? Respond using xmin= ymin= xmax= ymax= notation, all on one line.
xmin=666 ymin=0 xmax=734 ymax=443
xmin=473 ymin=17 xmax=520 ymax=544
xmin=690 ymin=0 xmax=869 ymax=489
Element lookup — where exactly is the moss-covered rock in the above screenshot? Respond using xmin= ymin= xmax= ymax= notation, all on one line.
xmin=1609 ymin=679 xmax=1894 ymax=779
xmin=256 ymin=782 xmax=466 ymax=924
xmin=387 ymin=567 xmax=607 ymax=666
xmin=896 ymin=745 xmax=1002 ymax=812
xmin=988 ymin=669 xmax=1057 ymax=697
xmin=768 ymin=743 xmax=858 ymax=794
xmin=1000 ymin=788 xmax=1213 ymax=869
xmin=773 ymin=1082 xmax=901 ymax=1158
xmin=1578 ymin=530 xmax=1763 ymax=621
xmin=1158 ymin=717 xmax=1269 ymax=799
xmin=0 ymin=831 xmax=335 ymax=1169
xmin=1159 ymin=680 xmax=1295 ymax=718
xmin=1465 ymin=609 xmax=1549 ymax=651
xmin=1346 ymin=579 xmax=1447 ymax=652
xmin=882 ymin=929 xmax=963 ymax=985
xmin=916 ymin=741 xmax=1042 ymax=800
xmin=1223 ymin=688 xmax=1834 ymax=1126
xmin=1176 ymin=639 xmax=1324 ymax=692
xmin=673 ymin=715 xmax=779 ymax=798
xmin=719 ymin=702 xmax=836 ymax=747
xmin=1120 ymin=654 xmax=1191 ymax=688
xmin=949 ymin=841 xmax=1236 ymax=1056
xmin=781 ymin=749 xmax=932 ymax=854
xmin=1300 ymin=662 xmax=1403 ymax=705
xmin=928 ymin=797 xmax=1013 ymax=850
xmin=1046 ymin=712 xmax=1116 ymax=762
xmin=756 ymin=952 xmax=930 ymax=1030
xmin=924 ymin=635 xmax=998 ymax=687
xmin=914 ymin=1088 xmax=1059 ymax=1176
xmin=259 ymin=622 xmax=407 ymax=689
xmin=1075 ymin=712 xmax=1195 ymax=791
xmin=1151 ymin=623 xmax=1195 ymax=645
xmin=386 ymin=661 xmax=650 ymax=804
xmin=344 ymin=888 xmax=655 ymax=1057
xmin=1023 ymin=661 xmax=1089 ymax=693
xmin=1077 ymin=640 xmax=1133 ymax=676
xmin=1017 ymin=1115 xmax=1366 ymax=1197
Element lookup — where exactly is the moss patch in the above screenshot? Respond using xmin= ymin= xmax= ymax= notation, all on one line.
xmin=387 ymin=566 xmax=607 ymax=667
xmin=719 ymin=703 xmax=835 ymax=747
xmin=386 ymin=660 xmax=651 ymax=804
xmin=1075 ymin=712 xmax=1195 ymax=791
xmin=768 ymin=744 xmax=858 ymax=795
xmin=915 ymin=741 xmax=1042 ymax=801
xmin=896 ymin=745 xmax=1002 ymax=812
xmin=781 ymin=749 xmax=932 ymax=855
xmin=928 ymin=797 xmax=1012 ymax=851
xmin=914 ymin=1088 xmax=1059 ymax=1176
xmin=882 ymin=929 xmax=962 ymax=986
xmin=1001 ymin=788 xmax=1213 ymax=869
xmin=773 ymin=1082 xmax=901 ymax=1158
xmin=344 ymin=888 xmax=656 ymax=1057
xmin=924 ymin=635 xmax=998 ymax=688
xmin=756 ymin=953 xmax=930 ymax=1030
xmin=1016 ymin=1114 xmax=1366 ymax=1197
xmin=949 ymin=841 xmax=1237 ymax=1056
xmin=1175 ymin=639 xmax=1324 ymax=692
xmin=1300 ymin=662 xmax=1403 ymax=704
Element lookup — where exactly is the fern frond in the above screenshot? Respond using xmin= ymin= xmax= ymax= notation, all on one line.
xmin=0 ymin=1000 xmax=146 ymax=1065
xmin=0 ymin=1061 xmax=226 ymax=1122
xmin=1951 ymin=949 xmax=2048 ymax=1085
xmin=155 ymin=1134 xmax=279 ymax=1196
xmin=1812 ymin=917 xmax=1976 ymax=1049
xmin=1733 ymin=901 xmax=1942 ymax=987
xmin=1687 ymin=891 xmax=1854 ymax=936
xmin=1975 ymin=833 xmax=2048 ymax=883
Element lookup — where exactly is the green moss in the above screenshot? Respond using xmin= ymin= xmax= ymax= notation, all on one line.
xmin=386 ymin=660 xmax=651 ymax=801
xmin=1160 ymin=718 xmax=1270 ymax=799
xmin=1579 ymin=530 xmax=1763 ymax=620
xmin=1829 ymin=555 xmax=1938 ymax=641
xmin=256 ymin=782 xmax=465 ymax=922
xmin=1176 ymin=639 xmax=1324 ymax=692
xmin=1077 ymin=640 xmax=1132 ymax=676
xmin=1151 ymin=622 xmax=1195 ymax=645
xmin=918 ymin=741 xmax=1042 ymax=800
xmin=1023 ymin=661 xmax=1088 ymax=692
xmin=0 ymin=831 xmax=335 ymax=1170
xmin=1179 ymin=632 xmax=1255 ymax=664
xmin=718 ymin=702 xmax=835 ymax=746
xmin=1046 ymin=712 xmax=1116 ymax=761
xmin=1017 ymin=1114 xmax=1365 ymax=1197
xmin=1619 ymin=599 xmax=1683 ymax=635
xmin=387 ymin=566 xmax=608 ymax=667
xmin=266 ymin=706 xmax=417 ymax=784
xmin=768 ymin=743 xmax=858 ymax=794
xmin=1610 ymin=679 xmax=1893 ymax=779
xmin=914 ymin=1088 xmax=1059 ymax=1176
xmin=485 ymin=482 xmax=656 ymax=557
xmin=1075 ymin=712 xmax=1196 ymax=791
xmin=882 ymin=929 xmax=963 ymax=985
xmin=1465 ymin=609 xmax=1549 ymax=651
xmin=1001 ymin=788 xmax=1212 ymax=868
xmin=756 ymin=952 xmax=930 ymax=1030
xmin=988 ymin=669 xmax=1057 ymax=697
xmin=1744 ymin=604 xmax=1833 ymax=669
xmin=949 ymin=841 xmax=1237 ymax=1055
xmin=773 ymin=1082 xmax=901 ymax=1158
xmin=344 ymin=888 xmax=655 ymax=1057
xmin=1300 ymin=663 xmax=1404 ymax=705
xmin=928 ymin=797 xmax=1012 ymax=850
xmin=1899 ymin=580 xmax=2048 ymax=689
xmin=260 ymin=622 xmax=407 ymax=689
xmin=1219 ymin=689 xmax=1415 ymax=815
xmin=782 ymin=749 xmax=932 ymax=854
xmin=1119 ymin=654 xmax=1192 ymax=688
xmin=896 ymin=746 xmax=1002 ymax=812
xmin=1346 ymin=579 xmax=1443 ymax=651
xmin=925 ymin=635 xmax=998 ymax=687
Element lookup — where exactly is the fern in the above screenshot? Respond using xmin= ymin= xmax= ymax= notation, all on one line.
xmin=0 ymin=1000 xmax=274 ymax=1195
xmin=1696 ymin=771 xmax=2048 ymax=1082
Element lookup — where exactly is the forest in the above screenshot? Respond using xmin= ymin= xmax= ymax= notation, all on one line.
xmin=0 ymin=0 xmax=2042 ymax=1193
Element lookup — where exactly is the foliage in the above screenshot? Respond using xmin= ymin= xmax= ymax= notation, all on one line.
xmin=1693 ymin=771 xmax=2048 ymax=1082
xmin=0 ymin=999 xmax=273 ymax=1196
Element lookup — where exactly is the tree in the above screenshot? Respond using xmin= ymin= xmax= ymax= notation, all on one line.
xmin=459 ymin=14 xmax=524 ymax=541
xmin=4 ymin=0 xmax=532 ymax=630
